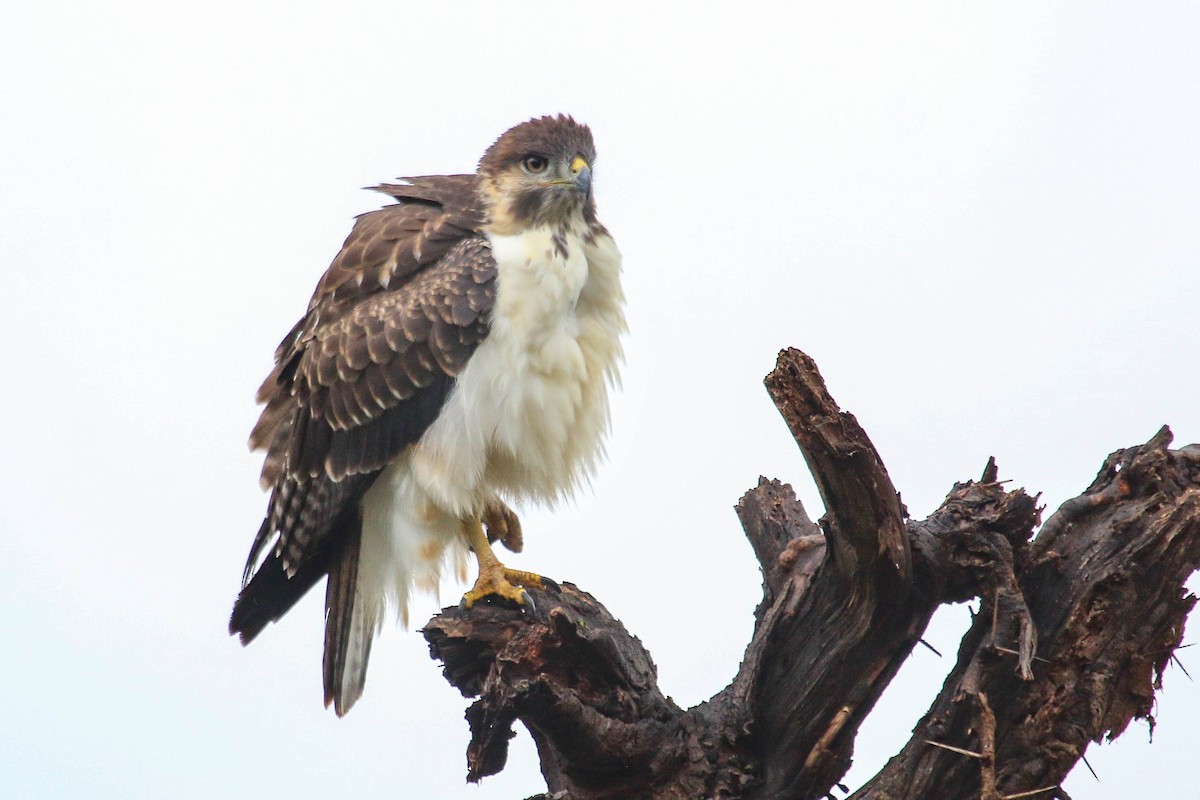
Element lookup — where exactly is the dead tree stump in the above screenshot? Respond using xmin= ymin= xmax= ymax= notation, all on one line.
xmin=423 ymin=348 xmax=1200 ymax=800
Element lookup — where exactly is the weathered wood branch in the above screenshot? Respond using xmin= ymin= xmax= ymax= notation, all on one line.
xmin=423 ymin=349 xmax=1200 ymax=799
xmin=425 ymin=582 xmax=688 ymax=797
xmin=854 ymin=426 xmax=1200 ymax=799
xmin=763 ymin=349 xmax=910 ymax=582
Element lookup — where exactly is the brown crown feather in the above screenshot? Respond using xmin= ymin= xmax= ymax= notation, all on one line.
xmin=477 ymin=114 xmax=596 ymax=176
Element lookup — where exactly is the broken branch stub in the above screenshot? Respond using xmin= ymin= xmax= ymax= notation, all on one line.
xmin=422 ymin=350 xmax=1200 ymax=800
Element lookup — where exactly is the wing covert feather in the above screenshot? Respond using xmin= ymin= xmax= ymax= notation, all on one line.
xmin=241 ymin=174 xmax=493 ymax=590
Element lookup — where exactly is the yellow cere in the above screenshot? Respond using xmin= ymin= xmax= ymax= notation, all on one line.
xmin=571 ymin=155 xmax=589 ymax=175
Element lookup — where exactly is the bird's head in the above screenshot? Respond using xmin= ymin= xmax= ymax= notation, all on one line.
xmin=477 ymin=115 xmax=598 ymax=234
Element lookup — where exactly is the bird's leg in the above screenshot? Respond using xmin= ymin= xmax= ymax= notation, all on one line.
xmin=460 ymin=516 xmax=545 ymax=611
xmin=482 ymin=498 xmax=523 ymax=553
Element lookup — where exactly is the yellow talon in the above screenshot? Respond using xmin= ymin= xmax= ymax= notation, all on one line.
xmin=482 ymin=498 xmax=524 ymax=553
xmin=460 ymin=516 xmax=545 ymax=610
xmin=460 ymin=565 xmax=542 ymax=610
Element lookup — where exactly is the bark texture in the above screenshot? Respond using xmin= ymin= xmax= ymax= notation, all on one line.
xmin=423 ymin=349 xmax=1200 ymax=799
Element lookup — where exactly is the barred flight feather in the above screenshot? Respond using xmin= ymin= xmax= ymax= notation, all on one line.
xmin=232 ymin=116 xmax=623 ymax=718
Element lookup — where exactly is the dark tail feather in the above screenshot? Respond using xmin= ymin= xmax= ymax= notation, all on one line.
xmin=229 ymin=542 xmax=331 ymax=645
xmin=240 ymin=518 xmax=274 ymax=587
xmin=323 ymin=511 xmax=369 ymax=716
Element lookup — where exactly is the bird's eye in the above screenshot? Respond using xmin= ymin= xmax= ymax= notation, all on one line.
xmin=522 ymin=155 xmax=549 ymax=174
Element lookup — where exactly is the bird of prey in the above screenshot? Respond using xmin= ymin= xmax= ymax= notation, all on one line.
xmin=229 ymin=115 xmax=625 ymax=715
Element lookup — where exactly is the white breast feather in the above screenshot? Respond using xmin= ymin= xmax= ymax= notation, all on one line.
xmin=355 ymin=225 xmax=624 ymax=637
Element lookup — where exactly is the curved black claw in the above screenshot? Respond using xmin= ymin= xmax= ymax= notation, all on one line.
xmin=459 ymin=587 xmax=536 ymax=613
xmin=459 ymin=566 xmax=551 ymax=614
xmin=517 ymin=588 xmax=535 ymax=614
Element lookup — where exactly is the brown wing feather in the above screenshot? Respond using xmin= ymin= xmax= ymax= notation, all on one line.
xmin=249 ymin=174 xmax=482 ymax=489
xmin=305 ymin=175 xmax=483 ymax=331
xmin=240 ymin=238 xmax=495 ymax=580
xmin=229 ymin=476 xmax=369 ymax=644
xmin=232 ymin=176 xmax=496 ymax=644
xmin=294 ymin=238 xmax=495 ymax=480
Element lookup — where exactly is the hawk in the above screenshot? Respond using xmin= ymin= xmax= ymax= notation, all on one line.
xmin=229 ymin=116 xmax=625 ymax=715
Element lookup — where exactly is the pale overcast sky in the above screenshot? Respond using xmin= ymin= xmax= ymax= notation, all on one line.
xmin=2 ymin=2 xmax=1198 ymax=798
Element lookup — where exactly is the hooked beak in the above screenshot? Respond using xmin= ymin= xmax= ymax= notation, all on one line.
xmin=570 ymin=155 xmax=592 ymax=198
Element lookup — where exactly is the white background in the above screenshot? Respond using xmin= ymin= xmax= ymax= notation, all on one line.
xmin=2 ymin=2 xmax=1198 ymax=798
